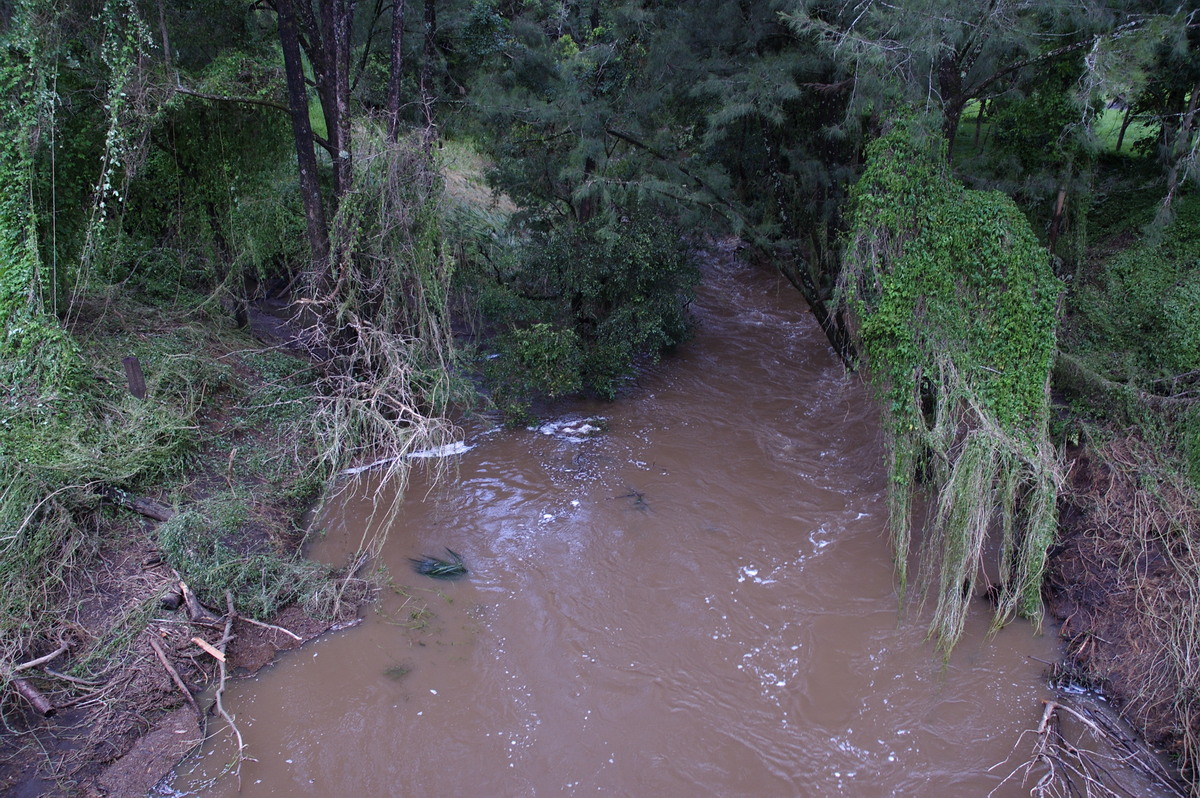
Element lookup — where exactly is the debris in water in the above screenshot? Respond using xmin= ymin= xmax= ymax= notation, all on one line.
xmin=612 ymin=487 xmax=648 ymax=509
xmin=384 ymin=664 xmax=412 ymax=681
xmin=410 ymin=548 xmax=468 ymax=579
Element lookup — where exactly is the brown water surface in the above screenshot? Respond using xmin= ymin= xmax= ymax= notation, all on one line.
xmin=167 ymin=249 xmax=1067 ymax=797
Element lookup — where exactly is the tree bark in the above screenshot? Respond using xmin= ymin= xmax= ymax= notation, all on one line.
xmin=11 ymin=677 xmax=55 ymax=717
xmin=275 ymin=0 xmax=331 ymax=273
xmin=387 ymin=0 xmax=408 ymax=142
xmin=320 ymin=0 xmax=355 ymax=197
xmin=419 ymin=0 xmax=437 ymax=148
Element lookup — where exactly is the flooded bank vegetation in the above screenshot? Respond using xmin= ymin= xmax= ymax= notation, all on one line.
xmin=2 ymin=0 xmax=1200 ymax=793
xmin=843 ymin=122 xmax=1061 ymax=654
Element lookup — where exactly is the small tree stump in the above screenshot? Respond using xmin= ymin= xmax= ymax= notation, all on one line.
xmin=122 ymin=356 xmax=147 ymax=399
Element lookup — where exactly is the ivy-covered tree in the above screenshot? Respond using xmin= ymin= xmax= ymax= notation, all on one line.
xmin=842 ymin=122 xmax=1061 ymax=652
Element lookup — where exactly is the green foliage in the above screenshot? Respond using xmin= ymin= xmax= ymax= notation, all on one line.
xmin=156 ymin=494 xmax=333 ymax=619
xmin=1183 ymin=407 xmax=1200 ymax=490
xmin=843 ymin=121 xmax=1061 ymax=652
xmin=474 ymin=204 xmax=698 ymax=419
xmin=988 ymin=68 xmax=1090 ymax=175
xmin=1073 ymin=193 xmax=1200 ymax=382
xmin=119 ymin=73 xmax=303 ymax=301
xmin=485 ymin=323 xmax=584 ymax=422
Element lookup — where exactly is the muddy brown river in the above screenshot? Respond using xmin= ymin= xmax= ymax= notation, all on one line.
xmin=167 ymin=249 xmax=1073 ymax=796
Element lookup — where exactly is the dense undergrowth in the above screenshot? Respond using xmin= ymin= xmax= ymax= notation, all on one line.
xmin=1044 ymin=153 xmax=1200 ymax=790
xmin=0 ymin=294 xmax=337 ymax=674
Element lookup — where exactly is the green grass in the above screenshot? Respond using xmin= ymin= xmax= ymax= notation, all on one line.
xmin=0 ymin=290 xmax=341 ymax=676
xmin=952 ymin=100 xmax=1157 ymax=160
xmin=156 ymin=493 xmax=334 ymax=620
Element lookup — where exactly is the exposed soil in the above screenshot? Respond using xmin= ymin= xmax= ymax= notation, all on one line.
xmin=0 ymin=304 xmax=361 ymax=797
xmin=1046 ymin=435 xmax=1200 ymax=788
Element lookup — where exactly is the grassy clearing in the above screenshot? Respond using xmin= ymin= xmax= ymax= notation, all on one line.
xmin=953 ymin=100 xmax=1157 ymax=160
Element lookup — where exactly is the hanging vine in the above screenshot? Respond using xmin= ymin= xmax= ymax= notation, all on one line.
xmin=841 ymin=120 xmax=1062 ymax=653
xmin=0 ymin=0 xmax=81 ymax=391
xmin=66 ymin=0 xmax=156 ymax=324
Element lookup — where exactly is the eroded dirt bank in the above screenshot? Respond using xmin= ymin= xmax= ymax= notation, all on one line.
xmin=1047 ymin=435 xmax=1200 ymax=789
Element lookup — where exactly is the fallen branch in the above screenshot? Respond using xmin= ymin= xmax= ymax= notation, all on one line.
xmin=99 ymin=486 xmax=176 ymax=522
xmin=147 ymin=634 xmax=201 ymax=721
xmin=41 ymin=667 xmax=103 ymax=687
xmin=237 ymin=615 xmax=303 ymax=641
xmin=339 ymin=440 xmax=472 ymax=476
xmin=991 ymin=699 xmax=1189 ymax=798
xmin=11 ymin=641 xmax=69 ymax=673
xmin=214 ymin=592 xmax=247 ymax=784
xmin=10 ymin=677 xmax=55 ymax=717
xmin=1054 ymin=351 xmax=1198 ymax=419
xmin=179 ymin=581 xmax=220 ymax=625
xmin=190 ymin=636 xmax=226 ymax=663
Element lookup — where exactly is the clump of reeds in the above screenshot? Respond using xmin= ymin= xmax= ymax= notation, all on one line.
xmin=409 ymin=548 xmax=467 ymax=579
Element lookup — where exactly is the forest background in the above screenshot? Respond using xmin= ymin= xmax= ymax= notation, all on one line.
xmin=2 ymin=0 xmax=1200 ymax=794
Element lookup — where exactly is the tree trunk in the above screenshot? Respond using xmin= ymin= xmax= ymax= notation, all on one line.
xmin=777 ymin=255 xmax=856 ymax=368
xmin=1162 ymin=81 xmax=1200 ymax=214
xmin=275 ymin=0 xmax=330 ymax=273
xmin=973 ymin=99 xmax=986 ymax=149
xmin=939 ymin=56 xmax=966 ymax=157
xmin=320 ymin=0 xmax=355 ymax=197
xmin=387 ymin=0 xmax=408 ymax=143
xmin=1114 ymin=103 xmax=1134 ymax=153
xmin=419 ymin=0 xmax=437 ymax=148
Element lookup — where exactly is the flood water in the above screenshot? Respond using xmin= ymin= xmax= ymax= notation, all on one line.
xmin=167 ymin=246 xmax=1069 ymax=797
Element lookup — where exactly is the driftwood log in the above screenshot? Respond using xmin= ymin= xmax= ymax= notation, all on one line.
xmin=4 ymin=641 xmax=70 ymax=717
xmin=99 ymin=486 xmax=175 ymax=522
xmin=10 ymin=677 xmax=56 ymax=717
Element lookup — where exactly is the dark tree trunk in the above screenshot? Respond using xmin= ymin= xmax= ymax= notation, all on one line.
xmin=940 ymin=57 xmax=966 ymax=157
xmin=419 ymin=0 xmax=437 ymax=147
xmin=973 ymin=99 xmax=986 ymax=149
xmin=387 ymin=0 xmax=408 ymax=142
xmin=317 ymin=0 xmax=355 ymax=197
xmin=777 ymin=255 xmax=856 ymax=369
xmin=276 ymin=0 xmax=330 ymax=273
xmin=1115 ymin=103 xmax=1134 ymax=153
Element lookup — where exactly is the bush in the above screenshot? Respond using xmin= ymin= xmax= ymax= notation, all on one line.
xmin=1073 ymin=193 xmax=1200 ymax=382
xmin=477 ymin=202 xmax=698 ymax=418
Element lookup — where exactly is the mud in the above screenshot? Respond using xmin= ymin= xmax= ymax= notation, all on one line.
xmin=1046 ymin=436 xmax=1200 ymax=786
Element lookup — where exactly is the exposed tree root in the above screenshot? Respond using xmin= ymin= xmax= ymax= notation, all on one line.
xmin=991 ymin=699 xmax=1188 ymax=797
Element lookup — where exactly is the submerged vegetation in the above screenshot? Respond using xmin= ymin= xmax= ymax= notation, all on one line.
xmin=1 ymin=0 xmax=1200 ymax=792
xmin=409 ymin=548 xmax=469 ymax=579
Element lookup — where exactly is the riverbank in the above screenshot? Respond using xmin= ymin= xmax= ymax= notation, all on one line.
xmin=1046 ymin=434 xmax=1200 ymax=791
xmin=3 ymin=253 xmax=1197 ymax=796
xmin=0 ymin=296 xmax=367 ymax=797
